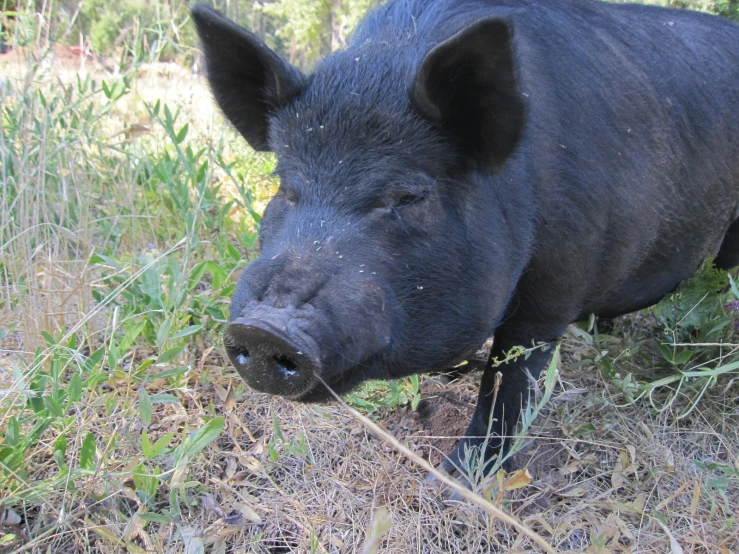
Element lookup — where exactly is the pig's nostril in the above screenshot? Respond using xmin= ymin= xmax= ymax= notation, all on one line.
xmin=273 ymin=354 xmax=298 ymax=375
xmin=224 ymin=335 xmax=251 ymax=366
xmin=234 ymin=348 xmax=251 ymax=365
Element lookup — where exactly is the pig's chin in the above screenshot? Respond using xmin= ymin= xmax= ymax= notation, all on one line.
xmin=292 ymin=362 xmax=378 ymax=403
xmin=294 ymin=385 xmax=337 ymax=403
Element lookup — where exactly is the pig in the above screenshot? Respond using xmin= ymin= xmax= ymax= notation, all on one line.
xmin=191 ymin=0 xmax=739 ymax=475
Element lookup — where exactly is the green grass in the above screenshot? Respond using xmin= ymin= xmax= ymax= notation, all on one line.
xmin=575 ymin=263 xmax=739 ymax=418
xmin=0 ymin=50 xmax=279 ymax=551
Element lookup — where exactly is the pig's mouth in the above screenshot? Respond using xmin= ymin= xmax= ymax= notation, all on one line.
xmin=293 ymin=360 xmax=379 ymax=402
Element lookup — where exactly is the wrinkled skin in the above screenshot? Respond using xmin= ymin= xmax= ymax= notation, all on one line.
xmin=192 ymin=0 xmax=739 ymax=474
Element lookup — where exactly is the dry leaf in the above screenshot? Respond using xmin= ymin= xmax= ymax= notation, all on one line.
xmin=171 ymin=465 xmax=188 ymax=486
xmin=653 ymin=519 xmax=684 ymax=554
xmin=656 ymin=481 xmax=690 ymax=511
xmin=638 ymin=421 xmax=654 ymax=441
xmin=122 ymin=514 xmax=145 ymax=543
xmin=625 ymin=445 xmax=636 ymax=465
xmin=180 ymin=526 xmax=205 ymax=554
xmin=88 ymin=517 xmax=119 ymax=542
xmin=632 ymin=492 xmax=646 ymax=512
xmin=224 ymin=387 xmax=236 ymax=412
xmin=198 ymin=346 xmax=215 ymax=373
xmin=124 ymin=123 xmax=151 ymax=138
xmin=690 ymin=481 xmax=701 ymax=516
xmin=226 ymin=470 xmax=251 ymax=484
xmin=329 ymin=535 xmax=345 ymax=549
xmin=0 ymin=507 xmax=20 ymax=526
xmin=237 ymin=454 xmax=260 ymax=471
xmin=235 ymin=502 xmax=262 ymax=524
xmin=202 ymin=519 xmax=242 ymax=546
xmin=226 ymin=418 xmax=256 ymax=443
xmin=108 ymin=124 xmax=151 ymax=142
xmin=503 ymin=468 xmax=533 ymax=491
xmin=213 ymin=383 xmax=229 ymax=402
xmin=581 ymin=453 xmax=597 ymax=465
xmin=560 ymin=460 xmax=582 ymax=476
xmin=524 ymin=515 xmax=555 ymax=536
xmin=557 ymin=486 xmax=587 ymax=498
xmin=199 ymin=494 xmax=225 ymax=518
xmin=360 ymin=508 xmax=391 ymax=554
xmin=612 ymin=450 xmax=632 ymax=488
xmin=137 ymin=529 xmax=155 ymax=552
xmin=612 ymin=470 xmax=627 ymax=489
xmin=613 ymin=514 xmax=634 ymax=541
xmin=225 ymin=457 xmax=237 ymax=479
xmin=619 ymin=450 xmax=630 ymax=470
xmin=663 ymin=446 xmax=675 ymax=473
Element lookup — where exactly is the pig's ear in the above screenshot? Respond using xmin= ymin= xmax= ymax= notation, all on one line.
xmin=412 ymin=19 xmax=525 ymax=170
xmin=191 ymin=4 xmax=307 ymax=152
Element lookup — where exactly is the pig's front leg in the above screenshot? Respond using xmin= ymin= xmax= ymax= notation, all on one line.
xmin=443 ymin=327 xmax=562 ymax=477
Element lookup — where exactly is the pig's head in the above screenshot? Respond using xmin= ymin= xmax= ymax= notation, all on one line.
xmin=191 ymin=5 xmax=528 ymax=401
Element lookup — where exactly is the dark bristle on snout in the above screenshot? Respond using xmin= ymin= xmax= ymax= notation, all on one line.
xmin=223 ymin=319 xmax=320 ymax=398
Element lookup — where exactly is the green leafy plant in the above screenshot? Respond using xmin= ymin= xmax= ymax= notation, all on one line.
xmin=0 ymin=58 xmax=258 ymax=533
xmin=346 ymin=374 xmax=422 ymax=415
xmin=566 ymin=263 xmax=739 ymax=419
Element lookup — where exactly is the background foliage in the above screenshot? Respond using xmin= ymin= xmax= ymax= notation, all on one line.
xmin=2 ymin=0 xmax=737 ymax=71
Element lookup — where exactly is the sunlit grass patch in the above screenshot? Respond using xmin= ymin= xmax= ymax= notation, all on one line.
xmin=0 ymin=49 xmax=279 ymax=550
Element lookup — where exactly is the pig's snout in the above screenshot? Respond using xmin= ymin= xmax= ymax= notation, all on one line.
xmin=226 ymin=255 xmax=396 ymax=400
xmin=224 ymin=317 xmax=321 ymax=398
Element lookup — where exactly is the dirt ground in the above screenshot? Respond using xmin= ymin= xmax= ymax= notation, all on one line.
xmin=382 ymin=376 xmax=477 ymax=467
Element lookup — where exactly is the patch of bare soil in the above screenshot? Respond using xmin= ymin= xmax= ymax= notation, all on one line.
xmin=382 ymin=376 xmax=477 ymax=466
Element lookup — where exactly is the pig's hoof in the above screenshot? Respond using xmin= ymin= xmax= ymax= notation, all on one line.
xmin=423 ymin=461 xmax=474 ymax=504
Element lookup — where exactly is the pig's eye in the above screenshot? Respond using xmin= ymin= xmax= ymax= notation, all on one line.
xmin=372 ymin=191 xmax=428 ymax=215
xmin=280 ymin=188 xmax=299 ymax=204
xmin=393 ymin=193 xmax=426 ymax=208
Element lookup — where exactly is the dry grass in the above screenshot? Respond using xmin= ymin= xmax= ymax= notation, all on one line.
xmin=0 ymin=52 xmax=737 ymax=554
xmin=26 ymin=345 xmax=731 ymax=553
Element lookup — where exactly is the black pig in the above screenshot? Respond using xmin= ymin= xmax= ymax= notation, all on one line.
xmin=192 ymin=0 xmax=739 ymax=473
